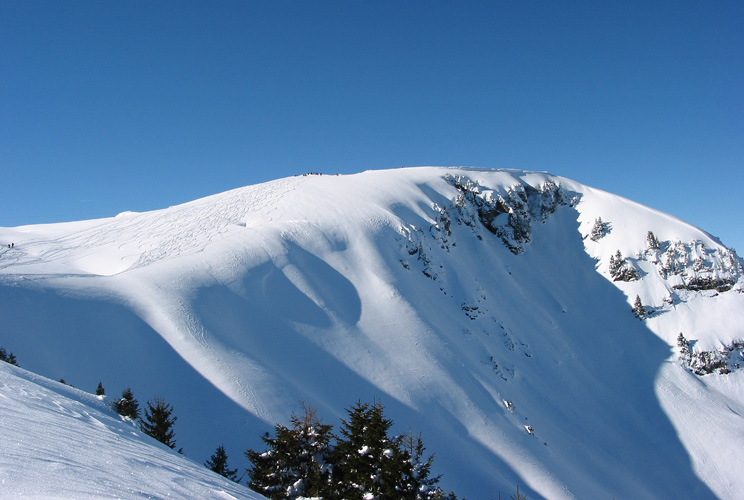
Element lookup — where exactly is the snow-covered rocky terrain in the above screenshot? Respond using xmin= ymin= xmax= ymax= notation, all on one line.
xmin=1 ymin=167 xmax=743 ymax=499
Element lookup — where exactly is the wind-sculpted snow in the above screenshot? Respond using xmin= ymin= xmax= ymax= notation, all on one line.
xmin=1 ymin=167 xmax=743 ymax=499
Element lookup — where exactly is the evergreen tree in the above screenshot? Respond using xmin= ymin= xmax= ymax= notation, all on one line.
xmin=96 ymin=382 xmax=105 ymax=396
xmin=140 ymin=397 xmax=177 ymax=449
xmin=0 ymin=347 xmax=18 ymax=366
xmin=246 ymin=426 xmax=298 ymax=499
xmin=510 ymin=485 xmax=528 ymax=500
xmin=608 ymin=250 xmax=623 ymax=278
xmin=647 ymin=231 xmax=660 ymax=250
xmin=114 ymin=388 xmax=140 ymax=420
xmin=590 ymin=217 xmax=606 ymax=241
xmin=286 ymin=403 xmax=334 ymax=499
xmin=609 ymin=250 xmax=638 ymax=282
xmin=330 ymin=401 xmax=411 ymax=500
xmin=677 ymin=333 xmax=690 ymax=354
xmin=205 ymin=444 xmax=238 ymax=482
xmin=399 ymin=431 xmax=444 ymax=499
xmin=632 ymin=295 xmax=646 ymax=319
xmin=677 ymin=333 xmax=692 ymax=366
xmin=245 ymin=403 xmax=333 ymax=500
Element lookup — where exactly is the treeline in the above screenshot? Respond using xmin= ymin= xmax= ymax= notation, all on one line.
xmin=239 ymin=401 xmax=457 ymax=500
xmin=0 ymin=349 xmax=180 ymax=453
xmin=0 ymin=346 xmax=19 ymax=366
xmin=41 ymin=369 xmax=453 ymax=498
xmin=2 ymin=348 xmax=529 ymax=499
xmin=109 ymin=386 xmax=458 ymax=498
xmin=208 ymin=401 xmax=531 ymax=500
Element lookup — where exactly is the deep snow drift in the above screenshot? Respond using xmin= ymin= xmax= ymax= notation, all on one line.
xmin=1 ymin=167 xmax=743 ymax=499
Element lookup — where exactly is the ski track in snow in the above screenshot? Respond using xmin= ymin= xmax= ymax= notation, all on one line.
xmin=0 ymin=177 xmax=301 ymax=276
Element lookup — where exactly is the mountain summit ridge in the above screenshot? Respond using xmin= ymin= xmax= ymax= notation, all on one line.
xmin=1 ymin=167 xmax=743 ymax=499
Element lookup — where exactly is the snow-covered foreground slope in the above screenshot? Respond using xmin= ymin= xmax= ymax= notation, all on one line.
xmin=1 ymin=167 xmax=743 ymax=499
xmin=0 ymin=362 xmax=265 ymax=499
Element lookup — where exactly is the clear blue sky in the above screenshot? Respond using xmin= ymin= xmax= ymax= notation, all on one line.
xmin=2 ymin=1 xmax=742 ymax=251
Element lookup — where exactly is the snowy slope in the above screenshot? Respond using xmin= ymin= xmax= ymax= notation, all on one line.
xmin=1 ymin=167 xmax=743 ymax=499
xmin=0 ymin=361 xmax=265 ymax=499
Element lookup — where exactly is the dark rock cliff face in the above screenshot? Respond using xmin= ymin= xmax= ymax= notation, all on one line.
xmin=394 ymin=175 xmax=580 ymax=292
xmin=441 ymin=174 xmax=578 ymax=254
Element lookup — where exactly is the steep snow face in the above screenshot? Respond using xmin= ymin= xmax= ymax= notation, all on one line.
xmin=0 ymin=362 xmax=265 ymax=500
xmin=1 ymin=167 xmax=743 ymax=500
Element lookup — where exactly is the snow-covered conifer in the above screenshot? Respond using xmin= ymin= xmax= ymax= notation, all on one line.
xmin=632 ymin=295 xmax=646 ymax=319
xmin=647 ymin=231 xmax=660 ymax=250
xmin=245 ymin=403 xmax=333 ymax=500
xmin=677 ymin=333 xmax=690 ymax=359
xmin=609 ymin=251 xmax=623 ymax=278
xmin=398 ymin=431 xmax=445 ymax=499
xmin=609 ymin=250 xmax=638 ymax=281
xmin=331 ymin=401 xmax=410 ymax=500
xmin=590 ymin=218 xmax=606 ymax=241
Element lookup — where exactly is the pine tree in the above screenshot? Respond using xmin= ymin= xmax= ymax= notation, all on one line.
xmin=140 ymin=397 xmax=177 ymax=449
xmin=677 ymin=333 xmax=689 ymax=354
xmin=245 ymin=403 xmax=333 ymax=500
xmin=646 ymin=231 xmax=660 ymax=250
xmin=0 ymin=347 xmax=18 ymax=366
xmin=330 ymin=401 xmax=411 ymax=500
xmin=609 ymin=250 xmax=638 ymax=281
xmin=286 ymin=403 xmax=334 ymax=499
xmin=399 ymin=432 xmax=444 ymax=499
xmin=632 ymin=295 xmax=646 ymax=319
xmin=205 ymin=445 xmax=238 ymax=482
xmin=677 ymin=333 xmax=692 ymax=367
xmin=608 ymin=250 xmax=623 ymax=279
xmin=96 ymin=382 xmax=105 ymax=396
xmin=510 ymin=485 xmax=528 ymax=500
xmin=590 ymin=217 xmax=606 ymax=241
xmin=246 ymin=426 xmax=297 ymax=499
xmin=114 ymin=388 xmax=140 ymax=420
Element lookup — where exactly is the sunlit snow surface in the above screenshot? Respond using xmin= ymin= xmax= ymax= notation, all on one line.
xmin=1 ymin=167 xmax=743 ymax=499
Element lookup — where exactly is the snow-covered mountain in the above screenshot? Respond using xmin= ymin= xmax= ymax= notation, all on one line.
xmin=1 ymin=167 xmax=743 ymax=499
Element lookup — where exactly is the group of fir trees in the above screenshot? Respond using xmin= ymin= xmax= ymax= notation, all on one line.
xmin=608 ymin=250 xmax=639 ymax=282
xmin=5 ymin=351 xmax=515 ymax=498
xmin=112 ymin=386 xmax=178 ymax=450
xmin=0 ymin=346 xmax=18 ymax=366
xmin=244 ymin=401 xmax=455 ymax=500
